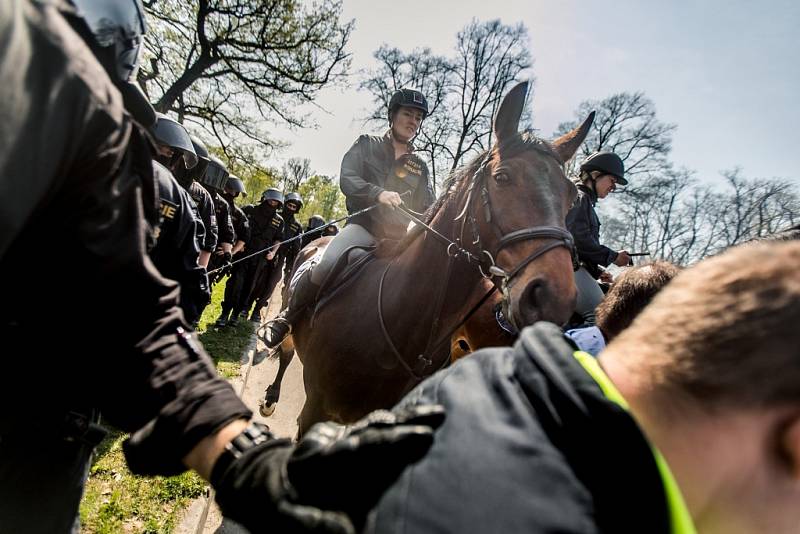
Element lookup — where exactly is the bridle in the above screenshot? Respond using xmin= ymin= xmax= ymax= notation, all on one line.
xmin=377 ymin=139 xmax=576 ymax=380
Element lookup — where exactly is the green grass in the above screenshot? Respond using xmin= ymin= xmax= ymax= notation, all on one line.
xmin=80 ymin=277 xmax=255 ymax=533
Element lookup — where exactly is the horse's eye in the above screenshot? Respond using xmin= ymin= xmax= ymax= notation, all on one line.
xmin=494 ymin=172 xmax=510 ymax=185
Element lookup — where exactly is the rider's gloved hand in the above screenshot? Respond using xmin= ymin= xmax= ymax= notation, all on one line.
xmin=377 ymin=190 xmax=403 ymax=209
xmin=613 ymin=250 xmax=632 ymax=267
xmin=212 ymin=404 xmax=445 ymax=533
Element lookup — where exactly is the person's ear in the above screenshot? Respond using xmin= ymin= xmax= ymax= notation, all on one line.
xmin=780 ymin=413 xmax=800 ymax=480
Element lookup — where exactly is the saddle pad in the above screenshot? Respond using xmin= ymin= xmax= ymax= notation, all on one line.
xmin=290 ymin=248 xmax=323 ymax=293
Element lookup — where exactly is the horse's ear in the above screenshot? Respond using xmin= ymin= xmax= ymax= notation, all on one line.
xmin=494 ymin=81 xmax=529 ymax=144
xmin=550 ymin=111 xmax=595 ymax=164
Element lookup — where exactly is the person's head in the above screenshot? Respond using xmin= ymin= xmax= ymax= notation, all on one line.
xmin=388 ymin=89 xmax=428 ymax=144
xmin=307 ymin=215 xmax=326 ymax=231
xmin=224 ymin=175 xmax=247 ymax=201
xmin=601 ymin=241 xmax=800 ymax=534
xmin=150 ymin=113 xmax=197 ymax=176
xmin=284 ymin=192 xmax=303 ymax=215
xmin=260 ymin=188 xmax=284 ymax=210
xmin=201 ymin=155 xmax=229 ymax=193
xmin=596 ymin=261 xmax=680 ymax=341
xmin=323 ymin=222 xmax=339 ymax=236
xmin=578 ymin=152 xmax=626 ymax=199
xmin=67 ymin=0 xmax=155 ymax=127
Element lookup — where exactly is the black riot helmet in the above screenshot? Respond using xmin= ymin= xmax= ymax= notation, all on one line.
xmin=225 ymin=175 xmax=247 ymax=197
xmin=284 ymin=192 xmax=303 ymax=212
xmin=69 ymin=0 xmax=155 ymax=127
xmin=260 ymin=188 xmax=284 ymax=207
xmin=203 ymin=155 xmax=229 ymax=191
xmin=151 ymin=113 xmax=198 ymax=170
xmin=189 ymin=136 xmax=211 ymax=184
xmin=579 ymin=152 xmax=627 ymax=185
xmin=388 ymin=89 xmax=429 ymax=123
xmin=307 ymin=215 xmax=326 ymax=230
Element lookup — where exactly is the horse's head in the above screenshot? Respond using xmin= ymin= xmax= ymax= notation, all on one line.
xmin=461 ymin=82 xmax=593 ymax=328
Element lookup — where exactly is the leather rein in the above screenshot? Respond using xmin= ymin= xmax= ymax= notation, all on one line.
xmin=377 ymin=148 xmax=575 ymax=380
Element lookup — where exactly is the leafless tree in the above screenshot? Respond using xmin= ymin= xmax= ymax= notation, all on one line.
xmin=281 ymin=157 xmax=312 ymax=193
xmin=360 ymin=19 xmax=532 ymax=189
xmin=140 ymin=0 xmax=352 ymax=161
xmin=556 ymin=92 xmax=676 ymax=178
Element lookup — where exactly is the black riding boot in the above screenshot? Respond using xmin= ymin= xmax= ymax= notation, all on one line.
xmin=262 ymin=271 xmax=319 ymax=348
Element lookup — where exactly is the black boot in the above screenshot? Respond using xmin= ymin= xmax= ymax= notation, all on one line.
xmin=215 ymin=309 xmax=230 ymax=328
xmin=249 ymin=307 xmax=262 ymax=323
xmin=262 ymin=271 xmax=319 ymax=348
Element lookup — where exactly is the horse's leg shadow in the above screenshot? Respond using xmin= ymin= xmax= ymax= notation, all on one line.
xmin=258 ymin=339 xmax=295 ymax=417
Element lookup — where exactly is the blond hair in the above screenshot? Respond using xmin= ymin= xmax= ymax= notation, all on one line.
xmin=612 ymin=241 xmax=800 ymax=408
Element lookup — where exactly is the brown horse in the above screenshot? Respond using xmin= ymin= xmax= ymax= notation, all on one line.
xmin=263 ymin=82 xmax=594 ymax=435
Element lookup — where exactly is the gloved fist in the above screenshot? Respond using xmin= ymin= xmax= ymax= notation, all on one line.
xmin=212 ymin=404 xmax=445 ymax=534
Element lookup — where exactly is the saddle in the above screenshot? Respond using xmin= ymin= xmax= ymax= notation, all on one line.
xmin=289 ymin=242 xmax=379 ymax=323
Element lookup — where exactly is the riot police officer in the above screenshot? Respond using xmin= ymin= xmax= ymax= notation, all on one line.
xmin=199 ymin=152 xmax=236 ymax=280
xmin=149 ymin=160 xmax=210 ymax=325
xmin=262 ymin=88 xmax=435 ymax=348
xmin=247 ymin=192 xmax=304 ymax=322
xmin=210 ymin=175 xmax=250 ymax=286
xmin=152 ymin=114 xmax=218 ymax=267
xmin=302 ymin=214 xmax=327 ymax=248
xmin=216 ymin=188 xmax=284 ymax=326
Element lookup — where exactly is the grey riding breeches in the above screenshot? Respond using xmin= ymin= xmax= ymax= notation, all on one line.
xmin=573 ymin=266 xmax=605 ymax=325
xmin=310 ymin=223 xmax=376 ymax=285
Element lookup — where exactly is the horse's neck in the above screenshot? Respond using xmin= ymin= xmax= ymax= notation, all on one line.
xmin=383 ymin=200 xmax=481 ymax=353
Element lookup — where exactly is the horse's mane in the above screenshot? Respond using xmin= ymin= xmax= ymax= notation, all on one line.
xmin=378 ymin=131 xmax=557 ymax=258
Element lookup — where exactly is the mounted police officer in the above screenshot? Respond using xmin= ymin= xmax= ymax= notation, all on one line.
xmin=216 ymin=188 xmax=284 ymax=327
xmin=566 ymin=152 xmax=632 ymax=325
xmin=248 ymin=191 xmax=304 ymax=322
xmin=152 ymin=113 xmax=218 ymax=267
xmin=262 ymin=89 xmax=435 ymax=347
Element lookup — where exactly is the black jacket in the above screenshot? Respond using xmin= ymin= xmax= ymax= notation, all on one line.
xmin=566 ymin=183 xmax=618 ymax=277
xmin=242 ymin=202 xmax=284 ymax=254
xmin=0 ymin=0 xmax=249 ymax=475
xmin=187 ymin=181 xmax=218 ymax=252
xmin=279 ymin=212 xmax=303 ymax=272
xmin=340 ymin=133 xmax=435 ymax=240
xmin=366 ymin=323 xmax=671 ymax=534
xmin=229 ymin=202 xmax=250 ymax=244
xmin=149 ymin=162 xmax=209 ymax=324
xmin=210 ymin=189 xmax=235 ymax=246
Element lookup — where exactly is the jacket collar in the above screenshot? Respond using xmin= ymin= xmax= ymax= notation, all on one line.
xmin=576 ymin=182 xmax=598 ymax=206
xmin=514 ymin=322 xmax=674 ymax=534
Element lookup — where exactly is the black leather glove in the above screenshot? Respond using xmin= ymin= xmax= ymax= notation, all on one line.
xmin=212 ymin=404 xmax=445 ymax=534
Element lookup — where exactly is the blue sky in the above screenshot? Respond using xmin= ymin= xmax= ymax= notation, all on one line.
xmin=272 ymin=0 xmax=799 ymax=187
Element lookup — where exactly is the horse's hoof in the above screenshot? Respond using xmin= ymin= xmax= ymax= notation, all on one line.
xmin=259 ymin=400 xmax=276 ymax=417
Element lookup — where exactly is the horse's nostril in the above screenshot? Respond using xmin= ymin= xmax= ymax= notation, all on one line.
xmin=524 ymin=280 xmax=545 ymax=311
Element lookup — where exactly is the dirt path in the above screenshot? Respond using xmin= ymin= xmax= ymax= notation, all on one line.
xmin=177 ymin=281 xmax=305 ymax=534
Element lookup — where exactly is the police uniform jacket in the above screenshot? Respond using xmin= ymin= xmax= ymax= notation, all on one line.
xmin=366 ymin=323 xmax=673 ymax=534
xmin=242 ymin=202 xmax=284 ymax=255
xmin=188 ymin=181 xmax=218 ymax=252
xmin=211 ymin=189 xmax=235 ymax=246
xmin=340 ymin=132 xmax=435 ymax=240
xmin=149 ymin=162 xmax=209 ymax=324
xmin=279 ymin=212 xmax=303 ymax=271
xmin=566 ymin=183 xmax=619 ymax=278
xmin=0 ymin=0 xmax=250 ymax=476
xmin=228 ymin=200 xmax=251 ymax=245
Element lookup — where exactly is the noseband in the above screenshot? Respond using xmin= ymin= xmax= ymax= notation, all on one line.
xmin=378 ymin=140 xmax=576 ymax=380
xmin=457 ymin=149 xmax=575 ymax=296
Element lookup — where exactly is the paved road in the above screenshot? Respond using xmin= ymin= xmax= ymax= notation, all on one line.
xmin=178 ymin=281 xmax=305 ymax=534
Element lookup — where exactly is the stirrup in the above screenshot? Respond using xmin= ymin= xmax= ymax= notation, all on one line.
xmin=259 ymin=317 xmax=292 ymax=348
